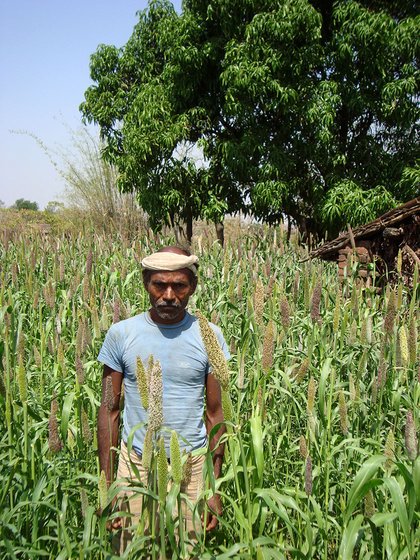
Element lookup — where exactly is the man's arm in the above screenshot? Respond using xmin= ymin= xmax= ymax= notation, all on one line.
xmin=98 ymin=365 xmax=123 ymax=486
xmin=205 ymin=373 xmax=226 ymax=531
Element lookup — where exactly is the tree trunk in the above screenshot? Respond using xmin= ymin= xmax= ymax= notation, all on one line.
xmin=186 ymin=211 xmax=193 ymax=244
xmin=174 ymin=225 xmax=185 ymax=245
xmin=287 ymin=218 xmax=292 ymax=243
xmin=215 ymin=221 xmax=224 ymax=247
xmin=170 ymin=212 xmax=185 ymax=245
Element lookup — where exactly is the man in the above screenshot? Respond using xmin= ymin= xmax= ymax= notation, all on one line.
xmin=97 ymin=246 xmax=229 ymax=552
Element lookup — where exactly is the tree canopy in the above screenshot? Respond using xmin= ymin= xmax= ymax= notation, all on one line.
xmin=81 ymin=0 xmax=419 ymax=241
xmin=13 ymin=198 xmax=39 ymax=211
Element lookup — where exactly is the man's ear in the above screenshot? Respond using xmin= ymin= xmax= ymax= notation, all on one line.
xmin=190 ymin=277 xmax=198 ymax=293
xmin=142 ymin=270 xmax=151 ymax=289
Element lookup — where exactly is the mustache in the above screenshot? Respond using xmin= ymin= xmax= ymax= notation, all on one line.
xmin=156 ymin=302 xmax=181 ymax=309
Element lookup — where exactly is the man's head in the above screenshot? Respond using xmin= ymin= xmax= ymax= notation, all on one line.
xmin=142 ymin=246 xmax=198 ymax=324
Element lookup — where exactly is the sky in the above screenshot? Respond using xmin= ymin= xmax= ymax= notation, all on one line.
xmin=0 ymin=0 xmax=182 ymax=209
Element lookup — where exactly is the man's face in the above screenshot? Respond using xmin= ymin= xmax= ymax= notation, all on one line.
xmin=145 ymin=269 xmax=197 ymax=324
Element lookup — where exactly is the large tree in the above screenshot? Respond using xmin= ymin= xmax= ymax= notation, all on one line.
xmin=13 ymin=198 xmax=39 ymax=211
xmin=82 ymin=0 xmax=237 ymax=242
xmin=81 ymin=0 xmax=419 ymax=241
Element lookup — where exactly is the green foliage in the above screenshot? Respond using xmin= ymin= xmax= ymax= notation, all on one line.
xmin=45 ymin=201 xmax=65 ymax=214
xmin=58 ymin=127 xmax=146 ymax=236
xmin=320 ymin=181 xmax=397 ymax=234
xmin=13 ymin=198 xmax=39 ymax=211
xmin=25 ymin=126 xmax=147 ymax=236
xmin=1 ymin=208 xmax=78 ymax=241
xmin=1 ymin=226 xmax=419 ymax=558
xmin=81 ymin=0 xmax=419 ymax=240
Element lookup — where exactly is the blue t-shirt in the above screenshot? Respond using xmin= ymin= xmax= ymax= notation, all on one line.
xmin=98 ymin=311 xmax=230 ymax=455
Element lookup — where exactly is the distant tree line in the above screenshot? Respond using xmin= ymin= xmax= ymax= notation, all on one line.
xmin=81 ymin=0 xmax=419 ymax=243
xmin=0 ymin=199 xmax=63 ymax=212
xmin=2 ymin=198 xmax=40 ymax=211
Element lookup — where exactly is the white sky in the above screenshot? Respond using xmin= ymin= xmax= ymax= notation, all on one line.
xmin=0 ymin=0 xmax=181 ymax=209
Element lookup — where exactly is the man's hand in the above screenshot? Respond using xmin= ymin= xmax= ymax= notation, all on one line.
xmin=97 ymin=497 xmax=122 ymax=531
xmin=205 ymin=494 xmax=222 ymax=531
xmin=107 ymin=516 xmax=122 ymax=531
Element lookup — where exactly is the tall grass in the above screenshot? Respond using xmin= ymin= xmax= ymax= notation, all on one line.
xmin=0 ymin=227 xmax=418 ymax=559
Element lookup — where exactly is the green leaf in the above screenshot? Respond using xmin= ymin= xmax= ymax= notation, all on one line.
xmin=344 ymin=455 xmax=385 ymax=524
xmin=318 ymin=358 xmax=332 ymax=424
xmin=250 ymin=414 xmax=264 ymax=484
xmin=413 ymin=456 xmax=420 ymax=506
xmin=338 ymin=514 xmax=364 ymax=560
xmin=254 ymin=488 xmax=299 ymax=540
xmin=384 ymin=477 xmax=411 ymax=551
xmin=60 ymin=392 xmax=75 ymax=443
xmin=370 ymin=512 xmax=398 ymax=526
xmin=82 ymin=505 xmax=96 ymax=550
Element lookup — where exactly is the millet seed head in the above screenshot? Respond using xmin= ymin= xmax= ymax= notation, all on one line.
xmin=338 ymin=390 xmax=348 ymax=436
xmin=98 ymin=470 xmax=108 ymax=511
xmin=148 ymin=360 xmax=163 ymax=433
xmin=182 ymin=451 xmax=193 ymax=489
xmin=170 ymin=431 xmax=182 ymax=485
xmin=384 ymin=429 xmax=395 ymax=471
xmin=280 ymin=297 xmax=291 ymax=330
xmin=307 ymin=377 xmax=316 ymax=415
xmin=253 ymin=279 xmax=265 ymax=327
xmin=48 ymin=397 xmax=63 ymax=453
xmin=157 ymin=436 xmax=168 ymax=504
xmin=299 ymin=435 xmax=308 ymax=459
xmin=405 ymin=410 xmax=418 ymax=461
xmin=399 ymin=325 xmax=409 ymax=367
xmin=384 ymin=289 xmax=397 ymax=337
xmin=197 ymin=310 xmax=230 ymax=390
xmin=142 ymin=428 xmax=153 ymax=471
xmin=305 ymin=456 xmax=313 ymax=496
xmin=408 ymin=318 xmax=417 ymax=365
xmin=221 ymin=388 xmax=233 ymax=423
xmin=310 ymin=282 xmax=322 ymax=324
xmin=364 ymin=490 xmax=375 ymax=518
xmin=262 ymin=320 xmax=275 ymax=373
xmin=136 ymin=356 xmax=149 ymax=410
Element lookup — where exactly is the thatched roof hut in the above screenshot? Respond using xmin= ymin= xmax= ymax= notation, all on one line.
xmin=309 ymin=197 xmax=420 ymax=285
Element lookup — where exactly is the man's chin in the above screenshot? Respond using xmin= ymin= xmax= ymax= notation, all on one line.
xmin=155 ymin=308 xmax=183 ymax=321
xmin=157 ymin=312 xmax=176 ymax=320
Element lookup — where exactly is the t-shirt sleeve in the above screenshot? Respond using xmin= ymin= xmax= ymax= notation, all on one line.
xmin=97 ymin=324 xmax=124 ymax=373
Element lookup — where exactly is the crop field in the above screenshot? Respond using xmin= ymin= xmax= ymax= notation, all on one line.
xmin=0 ymin=228 xmax=419 ymax=559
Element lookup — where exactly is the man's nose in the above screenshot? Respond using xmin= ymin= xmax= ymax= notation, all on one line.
xmin=162 ymin=286 xmax=175 ymax=301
